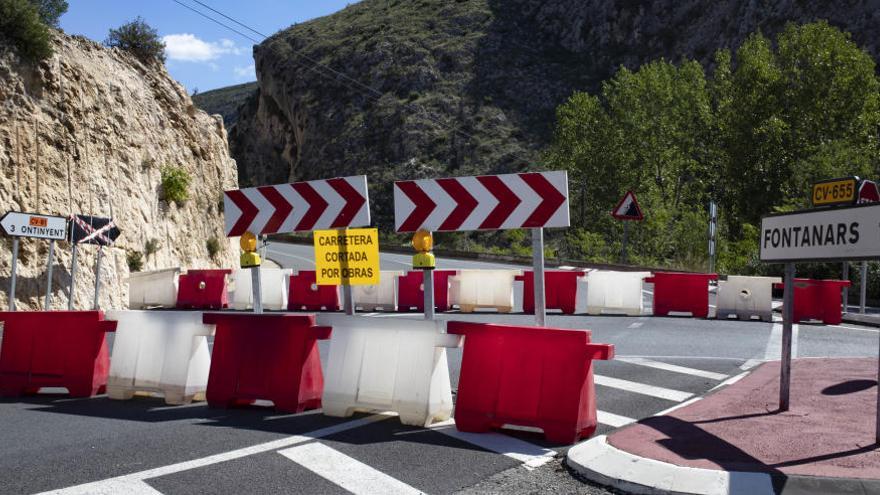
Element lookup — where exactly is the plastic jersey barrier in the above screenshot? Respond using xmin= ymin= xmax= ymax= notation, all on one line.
xmin=127 ymin=267 xmax=180 ymax=309
xmin=352 ymin=271 xmax=402 ymax=311
xmin=447 ymin=321 xmax=614 ymax=444
xmin=230 ymin=268 xmax=291 ymax=311
xmin=645 ymin=272 xmax=718 ymax=318
xmin=176 ymin=269 xmax=232 ymax=310
xmin=203 ymin=313 xmax=331 ymax=412
xmin=0 ymin=311 xmax=116 ymax=397
xmin=516 ymin=270 xmax=587 ymax=315
xmin=287 ymin=270 xmax=341 ymax=311
xmin=316 ymin=314 xmax=461 ymax=427
xmin=106 ymin=310 xmax=214 ymax=404
xmin=773 ymin=278 xmax=852 ymax=325
xmin=580 ymin=270 xmax=650 ymax=316
xmin=397 ymin=270 xmax=457 ymax=312
xmin=716 ymin=276 xmax=781 ymax=322
xmin=449 ymin=270 xmax=522 ymax=313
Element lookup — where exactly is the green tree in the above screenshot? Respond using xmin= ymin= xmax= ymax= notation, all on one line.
xmin=29 ymin=0 xmax=67 ymax=27
xmin=104 ymin=16 xmax=165 ymax=63
xmin=0 ymin=0 xmax=53 ymax=61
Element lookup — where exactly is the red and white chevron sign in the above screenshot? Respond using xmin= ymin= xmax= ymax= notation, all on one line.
xmin=224 ymin=176 xmax=370 ymax=237
xmin=394 ymin=171 xmax=569 ymax=232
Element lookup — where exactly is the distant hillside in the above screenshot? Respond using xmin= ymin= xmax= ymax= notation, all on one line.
xmin=226 ymin=0 xmax=880 ymax=230
xmin=192 ymin=81 xmax=257 ymax=128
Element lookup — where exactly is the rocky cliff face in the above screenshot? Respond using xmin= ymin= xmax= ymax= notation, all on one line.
xmin=0 ymin=33 xmax=238 ymax=311
xmin=230 ymin=0 xmax=880 ymax=229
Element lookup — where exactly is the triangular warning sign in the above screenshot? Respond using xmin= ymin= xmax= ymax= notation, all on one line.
xmin=611 ymin=191 xmax=644 ymax=221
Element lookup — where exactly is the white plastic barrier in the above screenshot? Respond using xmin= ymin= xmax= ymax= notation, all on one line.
xmin=127 ymin=268 xmax=180 ymax=309
xmin=716 ymin=275 xmax=781 ymax=322
xmin=580 ymin=270 xmax=651 ymax=316
xmin=229 ymin=268 xmax=291 ymax=311
xmin=106 ymin=310 xmax=214 ymax=404
xmin=449 ymin=269 xmax=521 ymax=313
xmin=316 ymin=314 xmax=461 ymax=427
xmin=352 ymin=271 xmax=403 ymax=311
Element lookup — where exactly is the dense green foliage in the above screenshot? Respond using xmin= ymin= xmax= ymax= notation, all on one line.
xmin=192 ymin=82 xmax=258 ymax=128
xmin=205 ymin=237 xmax=221 ymax=260
xmin=0 ymin=0 xmax=54 ymax=61
xmin=126 ymin=250 xmax=144 ymax=272
xmin=104 ymin=16 xmax=165 ymax=63
xmin=29 ymin=0 xmax=66 ymax=27
xmin=160 ymin=165 xmax=191 ymax=205
xmin=549 ymin=22 xmax=880 ymax=274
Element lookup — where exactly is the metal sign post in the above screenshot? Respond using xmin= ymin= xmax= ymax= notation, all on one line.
xmin=708 ymin=201 xmax=718 ymax=273
xmin=842 ymin=262 xmax=849 ymax=313
xmin=44 ymin=239 xmax=55 ymax=309
xmin=93 ymin=247 xmax=103 ymax=310
xmin=860 ymin=261 xmax=868 ymax=314
xmin=251 ymin=267 xmax=263 ymax=314
xmin=611 ymin=191 xmax=644 ymax=265
xmin=9 ymin=237 xmax=19 ymax=311
xmin=779 ymin=263 xmax=795 ymax=411
xmin=532 ymin=228 xmax=546 ymax=327
xmin=621 ymin=222 xmax=629 ymax=265
xmin=423 ymin=269 xmax=435 ymax=320
xmin=68 ymin=243 xmax=78 ymax=310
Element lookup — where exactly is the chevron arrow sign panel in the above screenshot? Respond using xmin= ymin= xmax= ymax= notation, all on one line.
xmin=223 ymin=175 xmax=370 ymax=237
xmin=394 ymin=171 xmax=569 ymax=232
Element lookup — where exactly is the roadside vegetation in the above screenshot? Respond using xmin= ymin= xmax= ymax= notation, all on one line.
xmin=104 ymin=16 xmax=165 ymax=64
xmin=0 ymin=0 xmax=67 ymax=61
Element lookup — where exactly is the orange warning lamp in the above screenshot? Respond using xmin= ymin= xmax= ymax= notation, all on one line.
xmin=240 ymin=231 xmax=261 ymax=268
xmin=412 ymin=229 xmax=435 ymax=269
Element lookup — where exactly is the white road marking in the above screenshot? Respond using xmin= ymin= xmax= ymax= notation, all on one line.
xmin=763 ymin=322 xmax=799 ymax=360
xmin=827 ymin=324 xmax=880 ymax=333
xmin=740 ymin=358 xmax=763 ymax=370
xmin=593 ymin=375 xmax=693 ymax=402
xmin=641 ymin=289 xmax=653 ymax=295
xmin=655 ymin=396 xmax=701 ymax=416
xmin=596 ymin=410 xmax=636 ymax=428
xmin=266 ymin=248 xmax=315 ymax=266
xmin=708 ymin=371 xmax=749 ymax=392
xmin=429 ymin=419 xmax=556 ymax=469
xmin=627 ymin=322 xmax=643 ymax=329
xmin=279 ymin=443 xmax=423 ymax=495
xmin=616 ymin=357 xmax=728 ymax=381
xmin=38 ymin=413 xmax=395 ymax=495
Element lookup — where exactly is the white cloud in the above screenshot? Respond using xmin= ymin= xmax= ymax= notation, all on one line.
xmin=162 ymin=34 xmax=245 ymax=62
xmin=234 ymin=64 xmax=255 ymax=79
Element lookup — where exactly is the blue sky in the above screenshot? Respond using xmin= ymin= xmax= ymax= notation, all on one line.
xmin=60 ymin=0 xmax=357 ymax=92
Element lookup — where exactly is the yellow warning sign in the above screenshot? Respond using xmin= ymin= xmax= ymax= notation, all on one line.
xmin=314 ymin=228 xmax=380 ymax=286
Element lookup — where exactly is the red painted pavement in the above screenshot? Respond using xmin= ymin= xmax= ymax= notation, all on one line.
xmin=608 ymin=358 xmax=880 ymax=479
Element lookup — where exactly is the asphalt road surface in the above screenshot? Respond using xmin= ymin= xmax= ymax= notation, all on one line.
xmin=0 ymin=242 xmax=877 ymax=494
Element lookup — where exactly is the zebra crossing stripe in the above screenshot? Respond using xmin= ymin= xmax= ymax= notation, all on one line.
xmin=594 ymin=375 xmax=693 ymax=402
xmin=280 ymin=443 xmax=423 ymax=495
xmin=429 ymin=419 xmax=557 ymax=469
xmin=616 ymin=357 xmax=728 ymax=381
xmin=597 ymin=410 xmax=636 ymax=428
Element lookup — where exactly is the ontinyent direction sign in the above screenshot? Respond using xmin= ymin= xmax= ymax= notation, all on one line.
xmin=0 ymin=211 xmax=67 ymax=240
xmin=760 ymin=203 xmax=880 ymax=262
xmin=314 ymin=228 xmax=380 ymax=286
xmin=611 ymin=191 xmax=644 ymax=221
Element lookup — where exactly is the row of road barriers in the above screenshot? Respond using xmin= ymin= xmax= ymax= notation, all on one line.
xmin=128 ymin=267 xmax=848 ymax=324
xmin=0 ymin=310 xmax=614 ymax=444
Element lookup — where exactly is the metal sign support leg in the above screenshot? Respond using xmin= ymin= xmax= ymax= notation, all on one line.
xmin=93 ymin=247 xmax=103 ymax=310
xmin=251 ymin=267 xmax=263 ymax=314
xmin=336 ymin=228 xmax=355 ymax=316
xmin=621 ymin=222 xmax=629 ymax=265
xmin=779 ymin=262 xmax=795 ymax=412
xmin=860 ymin=261 xmax=868 ymax=314
xmin=9 ymin=237 xmax=19 ymax=311
xmin=68 ymin=244 xmax=78 ymax=310
xmin=876 ymin=328 xmax=880 ymax=443
xmin=45 ymin=239 xmax=55 ymax=310
xmin=842 ymin=262 xmax=849 ymax=313
xmin=423 ymin=269 xmax=435 ymax=320
xmin=532 ymin=228 xmax=546 ymax=327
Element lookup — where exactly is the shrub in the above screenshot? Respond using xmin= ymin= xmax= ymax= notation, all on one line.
xmin=206 ymin=237 xmax=221 ymax=259
xmin=29 ymin=0 xmax=67 ymax=27
xmin=0 ymin=0 xmax=53 ymax=61
xmin=160 ymin=165 xmax=191 ymax=205
xmin=144 ymin=238 xmax=159 ymax=257
xmin=104 ymin=16 xmax=166 ymax=63
xmin=126 ymin=250 xmax=144 ymax=272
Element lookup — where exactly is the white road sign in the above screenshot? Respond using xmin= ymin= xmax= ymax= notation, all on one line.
xmin=0 ymin=211 xmax=67 ymax=240
xmin=760 ymin=203 xmax=880 ymax=262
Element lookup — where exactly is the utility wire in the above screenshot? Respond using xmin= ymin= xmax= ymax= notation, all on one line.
xmin=171 ymin=0 xmax=536 ymax=165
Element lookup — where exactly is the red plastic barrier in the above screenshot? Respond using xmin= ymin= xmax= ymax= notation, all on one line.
xmin=397 ymin=270 xmax=457 ymax=312
xmin=516 ymin=270 xmax=586 ymax=315
xmin=645 ymin=272 xmax=717 ymax=318
xmin=203 ymin=313 xmax=331 ymax=412
xmin=288 ymin=270 xmax=340 ymax=311
xmin=448 ymin=321 xmax=614 ymax=444
xmin=0 ymin=311 xmax=116 ymax=397
xmin=176 ymin=269 xmax=232 ymax=309
xmin=773 ymin=278 xmax=851 ymax=325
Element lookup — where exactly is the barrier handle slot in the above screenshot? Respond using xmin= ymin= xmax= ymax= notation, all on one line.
xmin=99 ymin=320 xmax=118 ymax=333
xmin=585 ymin=343 xmax=614 ymax=361
xmin=311 ymin=325 xmax=332 ymax=340
xmin=434 ymin=332 xmax=462 ymax=349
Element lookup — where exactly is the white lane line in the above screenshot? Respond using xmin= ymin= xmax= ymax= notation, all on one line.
xmin=594 ymin=375 xmax=693 ymax=402
xmin=740 ymin=358 xmax=763 ymax=370
xmin=429 ymin=419 xmax=556 ymax=469
xmin=597 ymin=410 xmax=636 ymax=428
xmin=266 ymin=248 xmax=315 ymax=266
xmin=39 ymin=413 xmax=395 ymax=495
xmin=616 ymin=357 xmax=728 ymax=381
xmin=641 ymin=289 xmax=653 ymax=295
xmin=827 ymin=324 xmax=880 ymax=333
xmin=763 ymin=322 xmax=799 ymax=360
xmin=708 ymin=371 xmax=749 ymax=392
xmin=279 ymin=443 xmax=423 ymax=495
xmin=627 ymin=322 xmax=643 ymax=329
